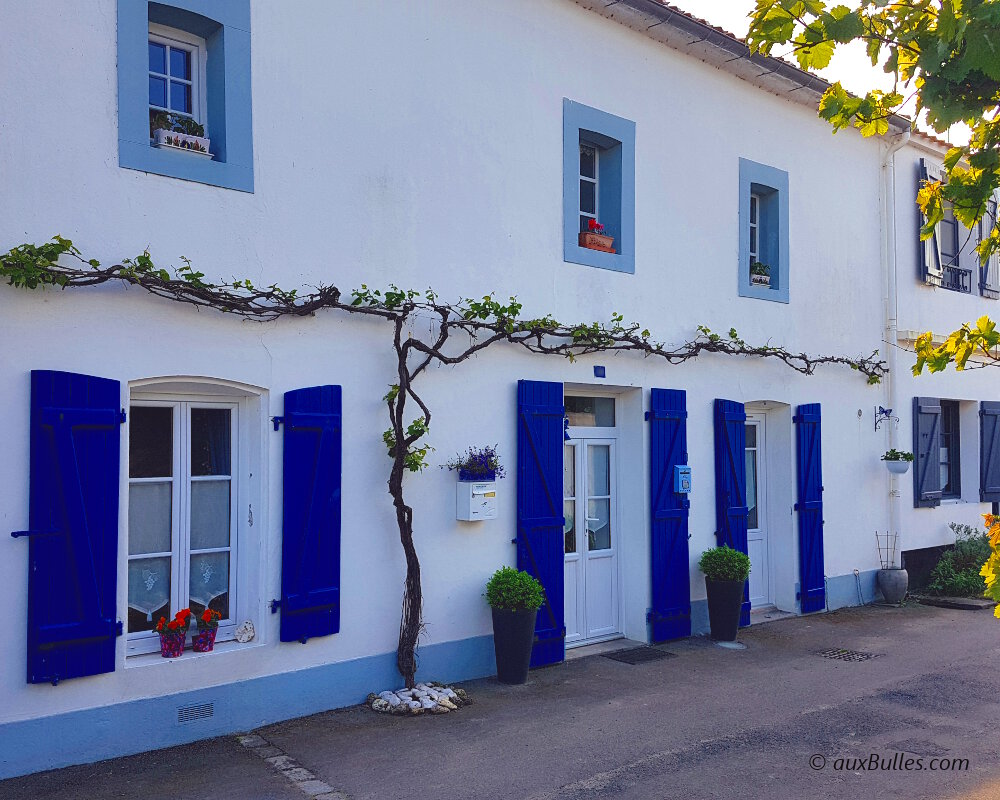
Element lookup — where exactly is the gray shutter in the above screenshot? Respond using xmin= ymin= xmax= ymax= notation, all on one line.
xmin=981 ymin=402 xmax=1000 ymax=502
xmin=913 ymin=396 xmax=942 ymax=508
xmin=919 ymin=159 xmax=944 ymax=287
xmin=982 ymin=197 xmax=1000 ymax=299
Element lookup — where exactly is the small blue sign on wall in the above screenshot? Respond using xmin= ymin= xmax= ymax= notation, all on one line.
xmin=674 ymin=465 xmax=692 ymax=493
xmin=593 ymin=366 xmax=606 ymax=378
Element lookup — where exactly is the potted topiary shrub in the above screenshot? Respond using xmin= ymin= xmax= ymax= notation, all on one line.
xmin=485 ymin=566 xmax=544 ymax=684
xmin=750 ymin=261 xmax=771 ymax=287
xmin=881 ymin=448 xmax=914 ymax=475
xmin=150 ymin=111 xmax=212 ymax=158
xmin=699 ymin=546 xmax=751 ymax=642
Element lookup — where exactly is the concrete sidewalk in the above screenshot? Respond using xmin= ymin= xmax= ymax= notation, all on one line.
xmin=4 ymin=603 xmax=1000 ymax=800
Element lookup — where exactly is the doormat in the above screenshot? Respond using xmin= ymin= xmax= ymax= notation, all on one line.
xmin=602 ymin=646 xmax=676 ymax=665
xmin=817 ymin=647 xmax=879 ymax=662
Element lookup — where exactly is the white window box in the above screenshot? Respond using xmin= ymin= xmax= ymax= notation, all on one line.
xmin=153 ymin=128 xmax=213 ymax=158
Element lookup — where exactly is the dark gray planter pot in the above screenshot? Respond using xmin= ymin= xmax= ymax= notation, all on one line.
xmin=705 ymin=578 xmax=745 ymax=641
xmin=878 ymin=568 xmax=909 ymax=605
xmin=491 ymin=607 xmax=538 ymax=684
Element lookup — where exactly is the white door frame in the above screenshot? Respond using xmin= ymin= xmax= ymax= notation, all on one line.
xmin=745 ymin=413 xmax=774 ymax=608
xmin=564 ymin=428 xmax=623 ymax=647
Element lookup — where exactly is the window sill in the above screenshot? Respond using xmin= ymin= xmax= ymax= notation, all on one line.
xmin=564 ymin=243 xmax=634 ymax=274
xmin=125 ymin=636 xmax=262 ymax=668
xmin=119 ymin=139 xmax=253 ymax=192
xmin=738 ymin=283 xmax=788 ymax=303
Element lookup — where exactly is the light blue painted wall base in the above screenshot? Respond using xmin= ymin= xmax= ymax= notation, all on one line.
xmin=0 ymin=634 xmax=495 ymax=780
xmin=689 ymin=569 xmax=882 ymax=636
xmin=826 ymin=568 xmax=881 ymax=610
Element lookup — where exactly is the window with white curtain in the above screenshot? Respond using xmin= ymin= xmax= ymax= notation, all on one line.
xmin=127 ymin=396 xmax=238 ymax=654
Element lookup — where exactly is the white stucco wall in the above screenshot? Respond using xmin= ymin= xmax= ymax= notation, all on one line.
xmin=0 ymin=0 xmax=985 ymax=732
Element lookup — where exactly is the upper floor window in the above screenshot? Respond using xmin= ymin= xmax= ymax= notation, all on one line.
xmin=738 ymin=159 xmax=789 ymax=303
xmin=579 ymin=144 xmax=599 ymax=234
xmin=148 ymin=27 xmax=205 ymax=133
xmin=118 ymin=0 xmax=254 ymax=192
xmin=563 ymin=99 xmax=635 ymax=274
xmin=919 ymin=158 xmax=997 ymax=296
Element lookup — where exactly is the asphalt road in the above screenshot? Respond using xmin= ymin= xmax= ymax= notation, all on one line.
xmin=4 ymin=602 xmax=1000 ymax=800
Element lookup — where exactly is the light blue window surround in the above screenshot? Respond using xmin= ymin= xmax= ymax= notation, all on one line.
xmin=118 ymin=0 xmax=253 ymax=192
xmin=563 ymin=99 xmax=635 ymax=274
xmin=738 ymin=158 xmax=789 ymax=303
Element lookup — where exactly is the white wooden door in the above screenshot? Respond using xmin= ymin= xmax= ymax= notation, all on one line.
xmin=564 ymin=439 xmax=620 ymax=645
xmin=745 ymin=417 xmax=771 ymax=607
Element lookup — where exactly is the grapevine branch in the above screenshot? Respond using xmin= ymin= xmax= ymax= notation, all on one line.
xmin=2 ymin=237 xmax=887 ymax=687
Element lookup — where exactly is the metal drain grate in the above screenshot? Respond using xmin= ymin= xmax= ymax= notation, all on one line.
xmin=602 ymin=647 xmax=676 ymax=665
xmin=818 ymin=648 xmax=879 ymax=663
xmin=177 ymin=702 xmax=214 ymax=724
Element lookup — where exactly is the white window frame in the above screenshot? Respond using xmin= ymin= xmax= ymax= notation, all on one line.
xmin=579 ymin=142 xmax=599 ymax=232
xmin=148 ymin=23 xmax=208 ymax=132
xmin=126 ymin=394 xmax=240 ymax=656
xmin=749 ymin=192 xmax=760 ymax=270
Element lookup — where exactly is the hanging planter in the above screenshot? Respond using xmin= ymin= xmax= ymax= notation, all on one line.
xmin=881 ymin=449 xmax=914 ymax=475
xmin=445 ymin=445 xmax=504 ymax=521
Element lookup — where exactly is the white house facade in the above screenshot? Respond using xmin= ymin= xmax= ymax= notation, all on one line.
xmin=1 ymin=0 xmax=997 ymax=779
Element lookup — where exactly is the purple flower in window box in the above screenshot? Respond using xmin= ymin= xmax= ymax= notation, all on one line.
xmin=444 ymin=445 xmax=506 ymax=481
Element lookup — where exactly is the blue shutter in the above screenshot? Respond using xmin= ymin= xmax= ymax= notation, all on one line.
xmin=713 ymin=399 xmax=750 ymax=626
xmin=913 ymin=396 xmax=942 ymax=508
xmin=280 ymin=385 xmax=342 ymax=643
xmin=647 ymin=389 xmax=691 ymax=641
xmin=919 ymin=159 xmax=945 ymax=286
xmin=516 ymin=380 xmax=565 ymax=668
xmin=19 ymin=370 xmax=122 ymax=684
xmin=794 ymin=404 xmax=826 ymax=614
xmin=981 ymin=401 xmax=1000 ymax=502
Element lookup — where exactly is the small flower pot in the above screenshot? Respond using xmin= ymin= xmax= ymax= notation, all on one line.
xmin=491 ymin=607 xmax=538 ymax=684
xmin=192 ymin=627 xmax=218 ymax=653
xmin=458 ymin=468 xmax=496 ymax=482
xmin=750 ymin=274 xmax=771 ymax=287
xmin=884 ymin=460 xmax=910 ymax=475
xmin=578 ymin=232 xmax=616 ymax=253
xmin=705 ymin=578 xmax=745 ymax=642
xmin=152 ymin=128 xmax=213 ymax=158
xmin=159 ymin=631 xmax=186 ymax=658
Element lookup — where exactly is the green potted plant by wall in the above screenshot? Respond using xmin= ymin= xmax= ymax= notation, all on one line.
xmin=881 ymin=448 xmax=914 ymax=475
xmin=699 ymin=546 xmax=751 ymax=642
xmin=750 ymin=260 xmax=771 ymax=287
xmin=485 ymin=566 xmax=544 ymax=684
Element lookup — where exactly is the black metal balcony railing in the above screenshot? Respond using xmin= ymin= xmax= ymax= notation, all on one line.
xmin=942 ymin=265 xmax=973 ymax=293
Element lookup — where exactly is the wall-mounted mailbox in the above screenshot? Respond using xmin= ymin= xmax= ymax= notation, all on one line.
xmin=457 ymin=481 xmax=498 ymax=521
xmin=674 ymin=465 xmax=692 ymax=494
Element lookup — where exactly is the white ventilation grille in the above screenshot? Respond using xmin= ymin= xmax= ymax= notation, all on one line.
xmin=177 ymin=702 xmax=214 ymax=724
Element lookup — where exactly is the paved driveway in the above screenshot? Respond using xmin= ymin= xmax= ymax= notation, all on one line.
xmin=4 ymin=603 xmax=1000 ymax=800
